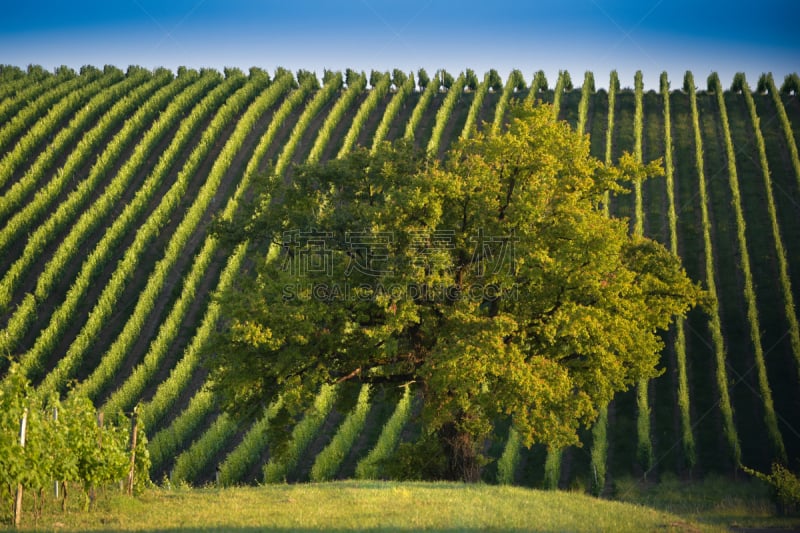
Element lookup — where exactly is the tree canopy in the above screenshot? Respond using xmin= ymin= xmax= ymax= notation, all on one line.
xmin=487 ymin=69 xmax=503 ymax=91
xmin=465 ymin=69 xmax=479 ymax=91
xmin=205 ymin=101 xmax=706 ymax=481
xmin=391 ymin=69 xmax=408 ymax=89
xmin=417 ymin=68 xmax=430 ymax=90
xmin=440 ymin=70 xmax=455 ymax=90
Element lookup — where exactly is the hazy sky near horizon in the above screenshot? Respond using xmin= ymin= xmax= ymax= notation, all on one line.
xmin=1 ymin=0 xmax=798 ymax=88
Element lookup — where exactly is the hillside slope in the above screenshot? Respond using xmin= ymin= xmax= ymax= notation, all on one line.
xmin=1 ymin=65 xmax=798 ymax=488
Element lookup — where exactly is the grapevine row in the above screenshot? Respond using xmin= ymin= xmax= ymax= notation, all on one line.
xmin=660 ymin=71 xmax=695 ymax=467
xmin=274 ymin=73 xmax=344 ymax=176
xmin=491 ymin=69 xmax=525 ymax=133
xmin=310 ymin=385 xmax=372 ymax=481
xmin=604 ymin=71 xmax=620 ymax=180
xmin=765 ymin=74 xmax=800 ymax=379
xmin=217 ymin=399 xmax=284 ymax=485
xmin=589 ymin=406 xmax=608 ymax=494
xmin=0 ymin=368 xmax=147 ymax=527
xmin=171 ymin=412 xmax=238 ymax=485
xmin=307 ymin=72 xmax=367 ymax=163
xmin=576 ymin=71 xmax=595 ymax=135
xmin=764 ymin=74 xmax=800 ymax=192
xmin=371 ymin=73 xmax=415 ymax=150
xmin=147 ymin=390 xmax=215 ymax=475
xmin=632 ymin=70 xmax=645 ymax=236
xmin=460 ymin=71 xmax=490 ymax=140
xmin=337 ymin=72 xmax=391 ymax=158
xmin=496 ymin=426 xmax=521 ymax=484
xmin=632 ymin=69 xmax=655 ymax=472
xmin=685 ymin=71 xmax=741 ymax=465
xmin=551 ymin=70 xmax=572 ymax=120
xmin=403 ymin=70 xmax=439 ymax=142
xmin=427 ymin=73 xmax=465 ymax=153
xmin=709 ymin=72 xmax=785 ymax=461
xmin=590 ymin=69 xmax=619 ymax=494
xmin=529 ymin=70 xmax=548 ymax=97
xmin=738 ymin=74 xmax=800 ymax=384
xmin=355 ymin=386 xmax=412 ymax=479
xmin=263 ymin=384 xmax=338 ymax=483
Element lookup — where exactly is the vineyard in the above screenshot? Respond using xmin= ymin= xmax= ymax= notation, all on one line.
xmin=1 ymin=64 xmax=799 ymax=493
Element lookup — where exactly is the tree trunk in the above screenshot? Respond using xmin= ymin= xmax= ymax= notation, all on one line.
xmin=438 ymin=422 xmax=482 ymax=483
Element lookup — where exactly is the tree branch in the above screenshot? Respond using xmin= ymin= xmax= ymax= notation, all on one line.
xmin=335 ymin=367 xmax=362 ymax=384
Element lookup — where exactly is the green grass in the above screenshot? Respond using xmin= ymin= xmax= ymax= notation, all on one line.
xmin=6 ymin=481 xmax=722 ymax=532
xmin=614 ymin=474 xmax=800 ymax=530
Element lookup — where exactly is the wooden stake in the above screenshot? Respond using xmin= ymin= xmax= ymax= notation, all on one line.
xmin=126 ymin=410 xmax=139 ymax=496
xmin=14 ymin=408 xmax=28 ymax=527
xmin=53 ymin=407 xmax=59 ymax=500
xmin=89 ymin=411 xmax=104 ymax=510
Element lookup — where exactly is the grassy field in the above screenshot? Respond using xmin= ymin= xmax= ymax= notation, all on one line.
xmin=615 ymin=475 xmax=800 ymax=530
xmin=2 ymin=481 xmax=743 ymax=532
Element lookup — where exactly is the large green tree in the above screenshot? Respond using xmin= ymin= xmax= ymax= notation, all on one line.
xmin=206 ymin=101 xmax=705 ymax=481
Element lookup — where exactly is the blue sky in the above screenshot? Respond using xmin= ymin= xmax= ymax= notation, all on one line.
xmin=1 ymin=0 xmax=798 ymax=89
